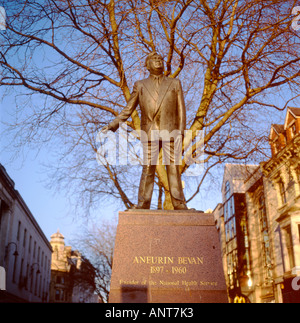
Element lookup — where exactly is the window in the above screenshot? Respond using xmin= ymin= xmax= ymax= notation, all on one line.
xmin=273 ymin=142 xmax=278 ymax=155
xmin=227 ymin=250 xmax=238 ymax=289
xmin=225 ymin=181 xmax=231 ymax=200
xmin=224 ymin=191 xmax=240 ymax=289
xmin=55 ymin=289 xmax=65 ymax=301
xmin=55 ymin=289 xmax=60 ymax=301
xmin=224 ymin=186 xmax=234 ymax=223
xmin=278 ymin=179 xmax=287 ymax=205
xmin=285 ymin=226 xmax=295 ymax=270
xmin=228 ymin=197 xmax=233 ymax=218
xmin=259 ymin=195 xmax=268 ymax=231
xmin=240 ymin=215 xmax=251 ymax=278
xmin=291 ymin=123 xmax=297 ymax=138
xmin=225 ymin=219 xmax=236 ymax=241
xmin=29 ymin=236 xmax=32 ymax=254
xmin=225 ymin=198 xmax=236 ymax=240
xmin=258 ymin=195 xmax=272 ymax=277
xmin=224 ymin=203 xmax=228 ymax=222
xmin=33 ymin=241 xmax=36 ymax=258
xmin=56 ymin=276 xmax=65 ymax=285
xmin=230 ymin=219 xmax=236 ymax=239
xmin=23 ymin=228 xmax=27 ymax=248
xmin=17 ymin=221 xmax=21 ymax=241
xmin=275 ymin=139 xmax=281 ymax=152
xmin=296 ymin=166 xmax=300 ymax=184
xmin=231 ymin=196 xmax=235 ymax=216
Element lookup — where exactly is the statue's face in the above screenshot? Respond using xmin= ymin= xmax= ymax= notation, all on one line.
xmin=148 ymin=54 xmax=164 ymax=75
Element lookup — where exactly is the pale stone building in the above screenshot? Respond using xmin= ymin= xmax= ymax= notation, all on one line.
xmin=215 ymin=107 xmax=300 ymax=303
xmin=49 ymin=230 xmax=98 ymax=303
xmin=0 ymin=164 xmax=52 ymax=302
xmin=261 ymin=107 xmax=300 ymax=303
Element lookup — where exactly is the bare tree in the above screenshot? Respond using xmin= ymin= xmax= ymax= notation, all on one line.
xmin=1 ymin=0 xmax=300 ymax=210
xmin=71 ymin=219 xmax=117 ymax=303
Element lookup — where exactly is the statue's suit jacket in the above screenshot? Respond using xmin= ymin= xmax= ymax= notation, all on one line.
xmin=108 ymin=76 xmax=186 ymax=139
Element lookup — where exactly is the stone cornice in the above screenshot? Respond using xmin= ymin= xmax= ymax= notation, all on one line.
xmin=262 ymin=134 xmax=300 ymax=178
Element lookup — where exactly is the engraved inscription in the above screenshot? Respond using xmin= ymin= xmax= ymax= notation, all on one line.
xmin=117 ymin=255 xmax=219 ymax=290
xmin=119 ymin=279 xmax=218 ymax=289
xmin=132 ymin=255 xmax=204 ymax=277
xmin=133 ymin=256 xmax=174 ymax=265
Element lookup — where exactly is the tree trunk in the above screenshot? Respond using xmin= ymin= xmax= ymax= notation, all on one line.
xmin=163 ymin=190 xmax=174 ymax=210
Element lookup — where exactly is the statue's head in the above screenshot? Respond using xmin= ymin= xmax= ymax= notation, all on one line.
xmin=145 ymin=51 xmax=164 ymax=75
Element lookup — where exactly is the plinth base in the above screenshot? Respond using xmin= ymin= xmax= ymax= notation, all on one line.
xmin=109 ymin=210 xmax=228 ymax=303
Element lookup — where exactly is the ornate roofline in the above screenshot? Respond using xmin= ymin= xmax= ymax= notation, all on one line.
xmin=262 ymin=134 xmax=300 ymax=177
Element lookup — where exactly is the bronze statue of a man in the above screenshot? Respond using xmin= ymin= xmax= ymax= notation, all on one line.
xmin=102 ymin=52 xmax=188 ymax=210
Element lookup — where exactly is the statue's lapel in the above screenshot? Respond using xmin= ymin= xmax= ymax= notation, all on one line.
xmin=141 ymin=76 xmax=173 ymax=117
xmin=155 ymin=77 xmax=172 ymax=114
xmin=142 ymin=77 xmax=157 ymax=101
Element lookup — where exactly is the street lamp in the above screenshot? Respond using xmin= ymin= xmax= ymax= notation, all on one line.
xmin=248 ymin=276 xmax=253 ymax=288
xmin=5 ymin=242 xmax=19 ymax=259
xmin=247 ymin=270 xmax=253 ymax=289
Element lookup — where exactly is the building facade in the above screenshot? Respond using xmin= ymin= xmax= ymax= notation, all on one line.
xmin=261 ymin=107 xmax=300 ymax=303
xmin=0 ymin=164 xmax=52 ymax=302
xmin=215 ymin=107 xmax=300 ymax=303
xmin=49 ymin=230 xmax=98 ymax=303
xmin=215 ymin=164 xmax=260 ymax=302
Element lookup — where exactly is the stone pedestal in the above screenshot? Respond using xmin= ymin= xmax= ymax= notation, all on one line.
xmin=109 ymin=210 xmax=228 ymax=303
